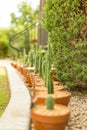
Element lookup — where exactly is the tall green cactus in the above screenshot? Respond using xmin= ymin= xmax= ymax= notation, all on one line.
xmin=42 ymin=58 xmax=47 ymax=79
xmin=26 ymin=51 xmax=30 ymax=66
xmin=47 ymin=43 xmax=52 ymax=70
xmin=39 ymin=43 xmax=54 ymax=94
xmin=44 ymin=61 xmax=50 ymax=88
xmin=39 ymin=52 xmax=43 ymax=77
xmin=47 ymin=71 xmax=54 ymax=94
xmin=23 ymin=49 xmax=27 ymax=65
xmin=14 ymin=52 xmax=18 ymax=62
xmin=46 ymin=96 xmax=54 ymax=110
xmin=34 ymin=53 xmax=39 ymax=74
xmin=43 ymin=43 xmax=54 ymax=94
xmin=19 ymin=52 xmax=23 ymax=64
xmin=29 ymin=49 xmax=34 ymax=67
xmin=43 ymin=60 xmax=54 ymax=93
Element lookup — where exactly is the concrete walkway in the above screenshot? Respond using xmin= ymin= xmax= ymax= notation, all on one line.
xmin=0 ymin=59 xmax=31 ymax=130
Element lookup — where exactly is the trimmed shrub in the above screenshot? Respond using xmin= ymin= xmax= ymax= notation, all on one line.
xmin=42 ymin=0 xmax=87 ymax=90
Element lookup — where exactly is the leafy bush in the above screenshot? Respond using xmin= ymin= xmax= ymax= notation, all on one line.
xmin=0 ymin=39 xmax=9 ymax=58
xmin=42 ymin=0 xmax=87 ymax=90
xmin=0 ymin=28 xmax=10 ymax=58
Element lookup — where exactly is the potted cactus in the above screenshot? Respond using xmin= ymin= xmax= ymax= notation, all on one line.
xmin=32 ymin=43 xmax=71 ymax=105
xmin=31 ymin=95 xmax=71 ymax=130
xmin=34 ymin=65 xmax=71 ymax=105
xmin=34 ymin=52 xmax=39 ymax=74
xmin=33 ymin=48 xmax=46 ymax=87
xmin=31 ymin=43 xmax=71 ymax=130
xmin=23 ymin=45 xmax=36 ymax=77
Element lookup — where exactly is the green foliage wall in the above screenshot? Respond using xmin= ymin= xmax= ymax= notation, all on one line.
xmin=0 ymin=29 xmax=9 ymax=58
xmin=43 ymin=0 xmax=87 ymax=90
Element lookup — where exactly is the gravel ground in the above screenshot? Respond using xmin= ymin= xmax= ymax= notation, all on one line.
xmin=67 ymin=91 xmax=87 ymax=130
xmin=29 ymin=90 xmax=87 ymax=130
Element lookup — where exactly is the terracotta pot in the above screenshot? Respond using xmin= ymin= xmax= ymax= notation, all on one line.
xmin=53 ymin=81 xmax=59 ymax=85
xmin=34 ymin=91 xmax=71 ymax=106
xmin=15 ymin=64 xmax=20 ymax=70
xmin=35 ymin=81 xmax=44 ymax=87
xmin=17 ymin=65 xmax=23 ymax=72
xmin=35 ymin=78 xmax=43 ymax=82
xmin=26 ymin=67 xmax=35 ymax=73
xmin=11 ymin=62 xmax=14 ymax=66
xmin=32 ymin=73 xmax=39 ymax=77
xmin=33 ymin=74 xmax=41 ymax=81
xmin=19 ymin=66 xmax=26 ymax=75
xmin=24 ymin=71 xmax=35 ymax=87
xmin=20 ymin=67 xmax=25 ymax=75
xmin=12 ymin=63 xmax=18 ymax=68
xmin=31 ymin=104 xmax=71 ymax=130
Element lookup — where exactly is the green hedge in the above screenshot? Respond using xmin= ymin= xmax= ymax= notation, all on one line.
xmin=42 ymin=0 xmax=87 ymax=90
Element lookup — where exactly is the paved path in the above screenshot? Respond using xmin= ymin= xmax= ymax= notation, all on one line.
xmin=0 ymin=59 xmax=31 ymax=130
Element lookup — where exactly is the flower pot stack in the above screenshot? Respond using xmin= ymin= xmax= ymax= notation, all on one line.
xmin=11 ymin=44 xmax=71 ymax=130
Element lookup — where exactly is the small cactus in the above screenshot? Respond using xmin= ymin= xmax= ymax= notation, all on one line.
xmin=46 ymin=96 xmax=54 ymax=110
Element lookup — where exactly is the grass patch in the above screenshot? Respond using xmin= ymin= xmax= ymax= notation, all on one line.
xmin=0 ymin=67 xmax=10 ymax=116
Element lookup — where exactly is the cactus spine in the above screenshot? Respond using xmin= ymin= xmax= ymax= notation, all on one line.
xmin=46 ymin=96 xmax=54 ymax=110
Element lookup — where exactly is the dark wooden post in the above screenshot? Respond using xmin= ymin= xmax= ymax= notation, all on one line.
xmin=38 ymin=0 xmax=48 ymax=46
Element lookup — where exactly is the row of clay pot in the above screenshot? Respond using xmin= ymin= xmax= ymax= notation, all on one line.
xmin=11 ymin=62 xmax=71 ymax=130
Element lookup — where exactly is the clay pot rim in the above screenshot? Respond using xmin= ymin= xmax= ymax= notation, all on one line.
xmin=32 ymin=90 xmax=71 ymax=97
xmin=32 ymin=85 xmax=64 ymax=89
